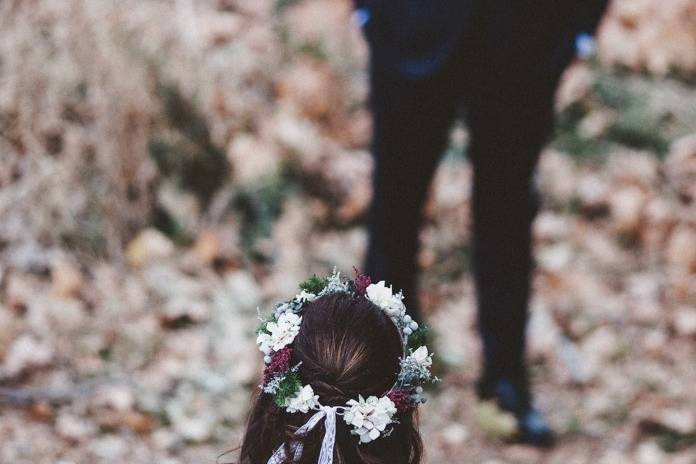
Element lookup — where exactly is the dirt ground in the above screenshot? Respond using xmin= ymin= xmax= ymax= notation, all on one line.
xmin=0 ymin=1 xmax=695 ymax=463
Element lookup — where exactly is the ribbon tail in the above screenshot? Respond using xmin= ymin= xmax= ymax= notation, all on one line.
xmin=317 ymin=407 xmax=336 ymax=464
xmin=266 ymin=409 xmax=327 ymax=464
xmin=267 ymin=442 xmax=298 ymax=464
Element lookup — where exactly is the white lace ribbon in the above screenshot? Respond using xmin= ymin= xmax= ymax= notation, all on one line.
xmin=267 ymin=405 xmax=340 ymax=464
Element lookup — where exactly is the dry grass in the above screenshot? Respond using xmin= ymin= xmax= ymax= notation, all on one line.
xmin=0 ymin=1 xmax=695 ymax=463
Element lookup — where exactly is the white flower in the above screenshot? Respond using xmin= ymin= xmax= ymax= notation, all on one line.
xmin=295 ymin=290 xmax=317 ymax=303
xmin=257 ymin=312 xmax=302 ymax=354
xmin=384 ymin=297 xmax=405 ymax=317
xmin=256 ymin=332 xmax=273 ymax=355
xmin=322 ymin=270 xmax=350 ymax=294
xmin=366 ymin=281 xmax=404 ymax=317
xmin=343 ymin=395 xmax=397 ymax=443
xmin=366 ymin=281 xmax=392 ymax=307
xmin=409 ymin=346 xmax=433 ymax=369
xmin=286 ymin=384 xmax=319 ymax=413
xmin=273 ymin=301 xmax=293 ymax=316
xmin=398 ymin=345 xmax=435 ymax=386
xmin=262 ymin=375 xmax=283 ymax=394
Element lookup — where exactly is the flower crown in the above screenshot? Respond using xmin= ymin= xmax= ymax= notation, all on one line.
xmin=256 ymin=269 xmax=437 ymax=445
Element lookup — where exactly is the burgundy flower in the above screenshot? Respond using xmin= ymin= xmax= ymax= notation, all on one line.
xmin=263 ymin=347 xmax=293 ymax=385
xmin=353 ymin=267 xmax=372 ymax=297
xmin=387 ymin=387 xmax=416 ymax=412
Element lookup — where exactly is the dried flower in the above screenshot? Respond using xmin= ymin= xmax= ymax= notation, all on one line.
xmin=353 ymin=267 xmax=372 ymax=296
xmin=386 ymin=388 xmax=416 ymax=412
xmin=398 ymin=346 xmax=434 ymax=386
xmin=263 ymin=347 xmax=293 ymax=385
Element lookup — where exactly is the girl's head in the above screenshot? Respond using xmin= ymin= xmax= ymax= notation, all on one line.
xmin=240 ymin=275 xmax=429 ymax=464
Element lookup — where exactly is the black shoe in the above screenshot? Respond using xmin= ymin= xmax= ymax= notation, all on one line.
xmin=477 ymin=377 xmax=556 ymax=448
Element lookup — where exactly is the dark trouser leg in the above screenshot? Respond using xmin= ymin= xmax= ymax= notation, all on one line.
xmin=365 ymin=57 xmax=460 ymax=321
xmin=467 ymin=0 xmax=578 ymax=392
xmin=467 ymin=85 xmax=556 ymax=390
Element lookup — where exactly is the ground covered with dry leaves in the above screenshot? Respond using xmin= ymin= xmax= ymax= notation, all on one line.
xmin=1 ymin=0 xmax=695 ymax=463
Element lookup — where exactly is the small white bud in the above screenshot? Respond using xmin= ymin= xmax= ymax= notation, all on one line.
xmin=264 ymin=355 xmax=272 ymax=364
xmin=404 ymin=315 xmax=412 ymax=323
xmin=416 ymin=386 xmax=423 ymax=393
xmin=403 ymin=327 xmax=413 ymax=336
xmin=409 ymin=321 xmax=419 ymax=330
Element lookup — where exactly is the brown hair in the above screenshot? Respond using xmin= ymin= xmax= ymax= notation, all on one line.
xmin=239 ymin=292 xmax=423 ymax=464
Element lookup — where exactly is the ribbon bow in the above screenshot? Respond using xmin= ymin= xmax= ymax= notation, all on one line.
xmin=267 ymin=406 xmax=340 ymax=464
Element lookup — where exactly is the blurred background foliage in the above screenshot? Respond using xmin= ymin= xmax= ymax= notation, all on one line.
xmin=0 ymin=0 xmax=695 ymax=463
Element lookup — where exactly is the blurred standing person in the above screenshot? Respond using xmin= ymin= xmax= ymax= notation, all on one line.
xmin=359 ymin=0 xmax=608 ymax=446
